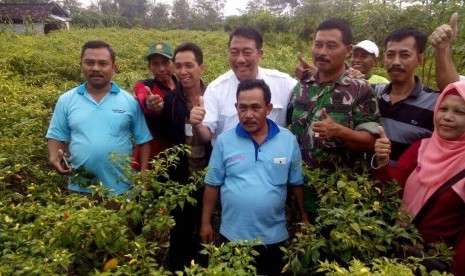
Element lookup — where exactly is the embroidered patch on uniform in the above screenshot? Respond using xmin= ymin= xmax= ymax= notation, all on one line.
xmin=112 ymin=109 xmax=126 ymax=113
xmin=325 ymin=104 xmax=350 ymax=114
xmin=293 ymin=99 xmax=311 ymax=110
xmin=227 ymin=155 xmax=245 ymax=162
xmin=331 ymin=92 xmax=344 ymax=104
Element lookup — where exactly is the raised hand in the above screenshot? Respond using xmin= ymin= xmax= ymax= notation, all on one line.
xmin=145 ymin=86 xmax=164 ymax=111
xmin=429 ymin=12 xmax=458 ymax=49
xmin=295 ymin=52 xmax=317 ymax=81
xmin=374 ymin=126 xmax=391 ymax=166
xmin=189 ymin=95 xmax=206 ymax=126
xmin=312 ymin=108 xmax=339 ymax=139
xmin=348 ymin=68 xmax=366 ymax=80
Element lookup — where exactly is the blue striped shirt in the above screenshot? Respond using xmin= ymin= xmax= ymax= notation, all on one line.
xmin=374 ymin=76 xmax=439 ymax=161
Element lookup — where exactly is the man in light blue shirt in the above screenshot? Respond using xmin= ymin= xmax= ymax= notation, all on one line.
xmin=200 ymin=79 xmax=307 ymax=275
xmin=46 ymin=40 xmax=152 ymax=197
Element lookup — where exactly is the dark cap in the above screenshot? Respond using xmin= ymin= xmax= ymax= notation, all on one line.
xmin=146 ymin=42 xmax=173 ymax=59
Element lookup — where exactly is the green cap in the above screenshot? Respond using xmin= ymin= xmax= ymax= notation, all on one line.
xmin=146 ymin=42 xmax=173 ymax=59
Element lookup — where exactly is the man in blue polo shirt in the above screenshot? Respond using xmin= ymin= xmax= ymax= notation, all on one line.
xmin=46 ymin=40 xmax=152 ymax=197
xmin=200 ymin=79 xmax=307 ymax=275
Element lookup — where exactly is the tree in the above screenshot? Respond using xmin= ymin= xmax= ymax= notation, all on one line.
xmin=190 ymin=0 xmax=223 ymax=30
xmin=265 ymin=0 xmax=299 ymax=15
xmin=171 ymin=0 xmax=191 ymax=29
xmin=90 ymin=0 xmax=118 ymax=14
xmin=58 ymin=0 xmax=82 ymax=16
xmin=147 ymin=2 xmax=170 ymax=29
xmin=243 ymin=0 xmax=266 ymax=14
xmin=211 ymin=0 xmax=226 ymax=17
xmin=116 ymin=0 xmax=148 ymax=18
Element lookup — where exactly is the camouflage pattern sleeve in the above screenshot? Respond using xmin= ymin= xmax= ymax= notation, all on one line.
xmin=286 ymin=84 xmax=301 ymax=126
xmin=353 ymin=80 xmax=380 ymax=135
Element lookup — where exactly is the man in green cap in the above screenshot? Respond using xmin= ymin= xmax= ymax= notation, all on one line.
xmin=132 ymin=42 xmax=179 ymax=170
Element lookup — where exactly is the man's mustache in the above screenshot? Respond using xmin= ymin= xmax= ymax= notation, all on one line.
xmin=315 ymin=56 xmax=330 ymax=63
xmin=90 ymin=73 xmax=104 ymax=78
xmin=388 ymin=67 xmax=406 ymax=73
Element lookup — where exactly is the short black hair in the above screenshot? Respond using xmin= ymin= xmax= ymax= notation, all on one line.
xmin=384 ymin=27 xmax=427 ymax=54
xmin=236 ymin=79 xmax=271 ymax=104
xmin=228 ymin=27 xmax=263 ymax=50
xmin=316 ymin=18 xmax=353 ymax=45
xmin=173 ymin=42 xmax=204 ymax=65
xmin=81 ymin=40 xmax=115 ymax=63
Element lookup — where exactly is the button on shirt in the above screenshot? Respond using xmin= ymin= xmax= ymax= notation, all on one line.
xmin=46 ymin=82 xmax=152 ymax=196
xmin=205 ymin=119 xmax=303 ymax=244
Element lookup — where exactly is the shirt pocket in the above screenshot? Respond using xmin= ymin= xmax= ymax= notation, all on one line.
xmin=106 ymin=113 xmax=131 ymax=137
xmin=268 ymin=159 xmax=290 ymax=186
xmin=272 ymin=103 xmax=284 ymax=111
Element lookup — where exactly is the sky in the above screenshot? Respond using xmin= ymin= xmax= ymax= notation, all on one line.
xmin=79 ymin=0 xmax=247 ymax=16
xmin=219 ymin=0 xmax=246 ymax=16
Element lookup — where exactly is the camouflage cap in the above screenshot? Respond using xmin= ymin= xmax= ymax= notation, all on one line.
xmin=146 ymin=42 xmax=173 ymax=59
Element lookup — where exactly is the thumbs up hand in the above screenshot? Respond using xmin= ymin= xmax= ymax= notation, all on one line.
xmin=450 ymin=12 xmax=458 ymax=40
xmin=374 ymin=126 xmax=391 ymax=166
xmin=146 ymin=86 xmax=164 ymax=111
xmin=429 ymin=12 xmax=458 ymax=49
xmin=189 ymin=95 xmax=206 ymax=126
xmin=311 ymin=108 xmax=338 ymax=139
xmin=348 ymin=68 xmax=366 ymax=80
xmin=320 ymin=108 xmax=329 ymax=120
xmin=295 ymin=52 xmax=317 ymax=82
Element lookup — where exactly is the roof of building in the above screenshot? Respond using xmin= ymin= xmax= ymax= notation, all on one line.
xmin=0 ymin=3 xmax=70 ymax=22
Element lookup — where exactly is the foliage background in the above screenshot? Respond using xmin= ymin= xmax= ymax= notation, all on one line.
xmin=0 ymin=2 xmax=460 ymax=271
xmin=0 ymin=28 xmax=305 ymax=275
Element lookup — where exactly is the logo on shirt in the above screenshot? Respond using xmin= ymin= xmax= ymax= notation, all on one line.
xmin=112 ymin=109 xmax=126 ymax=114
xmin=293 ymin=99 xmax=311 ymax=110
xmin=273 ymin=157 xmax=287 ymax=164
xmin=325 ymin=104 xmax=350 ymax=114
xmin=227 ymin=155 xmax=245 ymax=162
xmin=331 ymin=92 xmax=344 ymax=104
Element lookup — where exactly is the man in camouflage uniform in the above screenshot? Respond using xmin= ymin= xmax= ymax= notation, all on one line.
xmin=288 ymin=18 xmax=380 ymax=215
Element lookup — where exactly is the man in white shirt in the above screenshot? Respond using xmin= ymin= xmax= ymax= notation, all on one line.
xmin=189 ymin=27 xmax=298 ymax=144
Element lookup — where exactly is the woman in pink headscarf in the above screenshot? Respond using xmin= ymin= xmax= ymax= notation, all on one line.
xmin=373 ymin=81 xmax=465 ymax=275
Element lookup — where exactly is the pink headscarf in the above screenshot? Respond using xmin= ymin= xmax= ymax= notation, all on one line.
xmin=402 ymin=81 xmax=465 ymax=218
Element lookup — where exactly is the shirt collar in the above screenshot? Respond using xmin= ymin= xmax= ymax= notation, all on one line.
xmin=77 ymin=82 xmax=121 ymax=95
xmin=235 ymin=118 xmax=280 ymax=141
xmin=310 ymin=64 xmax=351 ymax=86
xmin=382 ymin=75 xmax=423 ymax=99
xmin=175 ymin=79 xmax=208 ymax=99
xmin=233 ymin=67 xmax=264 ymax=82
xmin=153 ymin=75 xmax=178 ymax=91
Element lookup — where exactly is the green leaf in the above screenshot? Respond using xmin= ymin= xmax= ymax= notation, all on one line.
xmin=350 ymin=222 xmax=362 ymax=236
